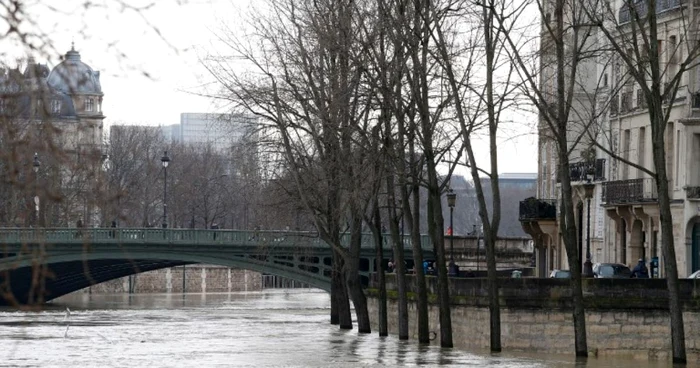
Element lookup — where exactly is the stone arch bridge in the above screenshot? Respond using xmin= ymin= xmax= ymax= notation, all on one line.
xmin=0 ymin=228 xmax=432 ymax=306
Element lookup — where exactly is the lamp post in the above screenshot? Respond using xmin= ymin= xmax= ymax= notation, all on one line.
xmin=583 ymin=179 xmax=595 ymax=277
xmin=32 ymin=153 xmax=40 ymax=226
xmin=446 ymin=189 xmax=457 ymax=276
xmin=161 ymin=151 xmax=170 ymax=228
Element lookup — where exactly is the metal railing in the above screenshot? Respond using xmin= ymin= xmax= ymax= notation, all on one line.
xmin=519 ymin=198 xmax=557 ymax=221
xmin=602 ymin=178 xmax=657 ymax=204
xmin=685 ymin=186 xmax=700 ymax=199
xmin=570 ymin=159 xmax=606 ymax=182
xmin=0 ymin=228 xmax=433 ymax=251
xmin=619 ymin=0 xmax=683 ymax=24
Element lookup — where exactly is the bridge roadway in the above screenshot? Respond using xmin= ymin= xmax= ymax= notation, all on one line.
xmin=0 ymin=228 xmax=433 ymax=306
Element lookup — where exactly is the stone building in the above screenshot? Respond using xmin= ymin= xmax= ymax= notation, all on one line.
xmin=0 ymin=45 xmax=105 ymax=226
xmin=520 ymin=0 xmax=700 ymax=277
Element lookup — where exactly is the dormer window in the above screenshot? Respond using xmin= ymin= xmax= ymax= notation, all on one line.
xmin=85 ymin=98 xmax=94 ymax=112
xmin=51 ymin=100 xmax=61 ymax=114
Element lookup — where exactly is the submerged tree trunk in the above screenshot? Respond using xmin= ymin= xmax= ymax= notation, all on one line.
xmin=371 ymin=204 xmax=388 ymax=337
xmin=407 ymin=137 xmax=429 ymax=344
xmin=347 ymin=215 xmax=371 ymax=333
xmin=332 ymin=248 xmax=352 ymax=329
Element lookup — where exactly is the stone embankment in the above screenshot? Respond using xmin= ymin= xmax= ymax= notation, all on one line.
xmin=86 ymin=265 xmax=262 ymax=293
xmin=368 ymin=276 xmax=700 ymax=361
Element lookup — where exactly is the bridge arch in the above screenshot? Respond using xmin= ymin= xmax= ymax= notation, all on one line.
xmin=0 ymin=228 xmax=430 ymax=305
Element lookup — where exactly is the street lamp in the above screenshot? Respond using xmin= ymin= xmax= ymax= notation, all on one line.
xmin=32 ymin=153 xmax=40 ymax=226
xmin=446 ymin=188 xmax=457 ymax=276
xmin=582 ymin=178 xmax=595 ymax=277
xmin=161 ymin=151 xmax=170 ymax=228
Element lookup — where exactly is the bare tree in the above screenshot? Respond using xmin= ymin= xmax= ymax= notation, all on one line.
xmin=582 ymin=0 xmax=700 ymax=362
xmin=432 ymin=0 xmax=524 ymax=351
xmin=494 ymin=0 xmax=612 ymax=356
xmin=204 ymin=0 xmax=382 ymax=332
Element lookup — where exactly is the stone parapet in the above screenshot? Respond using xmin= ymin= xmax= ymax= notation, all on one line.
xmin=368 ymin=276 xmax=700 ymax=360
xmin=86 ymin=265 xmax=262 ymax=294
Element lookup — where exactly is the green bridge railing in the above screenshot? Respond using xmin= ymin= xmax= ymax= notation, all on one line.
xmin=0 ymin=228 xmax=433 ymax=250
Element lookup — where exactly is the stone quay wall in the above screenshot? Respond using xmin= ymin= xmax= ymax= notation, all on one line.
xmin=86 ymin=265 xmax=262 ymax=294
xmin=367 ymin=276 xmax=700 ymax=361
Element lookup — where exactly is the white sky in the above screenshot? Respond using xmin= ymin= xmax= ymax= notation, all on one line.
xmin=5 ymin=0 xmax=538 ymax=175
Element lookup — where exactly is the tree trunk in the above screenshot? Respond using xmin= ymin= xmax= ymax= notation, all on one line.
xmin=650 ymin=105 xmax=686 ymax=363
xmin=408 ymin=138 xmax=429 ymax=343
xmin=553 ymin=0 xmax=587 ymax=356
xmin=372 ymin=206 xmax=388 ymax=337
xmin=347 ymin=216 xmax=371 ymax=333
xmin=332 ymin=249 xmax=352 ymax=329
xmin=558 ymin=159 xmax=588 ymax=357
xmin=425 ymin=160 xmax=452 ymax=348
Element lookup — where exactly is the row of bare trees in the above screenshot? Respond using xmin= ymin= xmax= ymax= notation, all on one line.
xmin=202 ymin=0 xmax=696 ymax=363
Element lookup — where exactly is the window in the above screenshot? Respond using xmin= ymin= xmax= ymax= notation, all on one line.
xmin=603 ymin=73 xmax=608 ymax=87
xmin=51 ymin=100 xmax=61 ymax=114
xmin=668 ymin=36 xmax=677 ymax=64
xmin=86 ymin=98 xmax=94 ymax=112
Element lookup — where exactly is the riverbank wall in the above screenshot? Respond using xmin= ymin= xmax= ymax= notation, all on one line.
xmin=86 ymin=265 xmax=262 ymax=293
xmin=367 ymin=275 xmax=700 ymax=361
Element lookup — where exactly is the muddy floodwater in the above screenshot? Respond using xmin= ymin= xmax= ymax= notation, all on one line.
xmin=0 ymin=290 xmax=683 ymax=367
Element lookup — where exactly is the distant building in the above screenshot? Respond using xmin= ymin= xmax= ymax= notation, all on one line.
xmin=0 ymin=46 xmax=105 ymax=226
xmin=493 ymin=173 xmax=538 ymax=190
xmin=447 ymin=173 xmax=536 ymax=237
xmin=162 ymin=113 xmax=255 ymax=153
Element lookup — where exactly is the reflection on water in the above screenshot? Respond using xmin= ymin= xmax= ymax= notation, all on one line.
xmin=0 ymin=290 xmax=679 ymax=367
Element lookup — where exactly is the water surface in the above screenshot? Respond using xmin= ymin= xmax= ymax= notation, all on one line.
xmin=0 ymin=290 xmax=681 ymax=367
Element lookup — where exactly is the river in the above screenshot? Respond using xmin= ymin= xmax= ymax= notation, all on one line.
xmin=0 ymin=290 xmax=676 ymax=367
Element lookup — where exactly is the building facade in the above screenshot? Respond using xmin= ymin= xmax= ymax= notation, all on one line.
xmin=520 ymin=0 xmax=700 ymax=278
xmin=163 ymin=113 xmax=255 ymax=153
xmin=0 ymin=46 xmax=105 ymax=226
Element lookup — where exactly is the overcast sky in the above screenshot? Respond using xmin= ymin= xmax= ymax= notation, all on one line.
xmin=6 ymin=0 xmax=538 ymax=175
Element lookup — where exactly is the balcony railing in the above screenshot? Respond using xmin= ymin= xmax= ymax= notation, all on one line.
xmin=685 ymin=186 xmax=700 ymax=199
xmin=570 ymin=159 xmax=606 ymax=182
xmin=619 ymin=0 xmax=683 ymax=24
xmin=602 ymin=178 xmax=657 ymax=204
xmin=519 ymin=198 xmax=556 ymax=221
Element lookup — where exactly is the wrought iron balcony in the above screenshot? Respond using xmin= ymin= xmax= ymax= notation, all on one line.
xmin=519 ymin=198 xmax=556 ymax=221
xmin=685 ymin=186 xmax=700 ymax=199
xmin=619 ymin=0 xmax=683 ymax=24
xmin=602 ymin=178 xmax=657 ymax=204
xmin=570 ymin=159 xmax=606 ymax=182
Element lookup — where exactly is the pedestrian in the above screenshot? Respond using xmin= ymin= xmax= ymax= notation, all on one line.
xmin=211 ymin=223 xmax=219 ymax=240
xmin=109 ymin=220 xmax=117 ymax=238
xmin=387 ymin=260 xmax=394 ymax=273
xmin=75 ymin=218 xmax=84 ymax=238
xmin=631 ymin=258 xmax=649 ymax=278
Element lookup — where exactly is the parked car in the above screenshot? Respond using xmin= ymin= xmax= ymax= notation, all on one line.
xmin=592 ymin=263 xmax=632 ymax=278
xmin=549 ymin=269 xmax=571 ymax=278
xmin=688 ymin=270 xmax=700 ymax=279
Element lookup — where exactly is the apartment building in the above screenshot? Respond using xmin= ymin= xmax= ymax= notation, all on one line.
xmin=520 ymin=0 xmax=700 ymax=277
